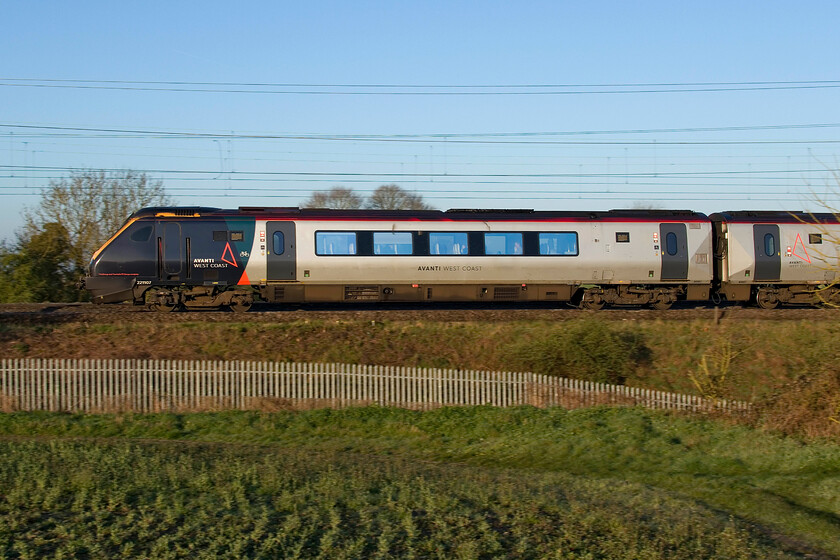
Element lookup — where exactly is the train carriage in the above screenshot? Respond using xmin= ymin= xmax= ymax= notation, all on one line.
xmin=83 ymin=206 xmax=715 ymax=311
xmin=711 ymin=211 xmax=840 ymax=308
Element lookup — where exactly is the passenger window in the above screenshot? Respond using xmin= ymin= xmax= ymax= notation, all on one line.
xmin=430 ymin=232 xmax=468 ymax=255
xmin=273 ymin=231 xmax=285 ymax=255
xmin=130 ymin=225 xmax=153 ymax=242
xmin=484 ymin=233 xmax=523 ymax=255
xmin=213 ymin=230 xmax=227 ymax=242
xmin=316 ymin=232 xmax=357 ymax=255
xmin=230 ymin=231 xmax=244 ymax=242
xmin=666 ymin=232 xmax=678 ymax=256
xmin=616 ymin=232 xmax=630 ymax=243
xmin=373 ymin=232 xmax=413 ymax=255
xmin=764 ymin=233 xmax=776 ymax=257
xmin=539 ymin=233 xmax=578 ymax=255
xmin=810 ymin=233 xmax=822 ymax=244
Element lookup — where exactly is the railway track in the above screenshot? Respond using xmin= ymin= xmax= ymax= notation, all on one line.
xmin=1 ymin=302 xmax=838 ymax=324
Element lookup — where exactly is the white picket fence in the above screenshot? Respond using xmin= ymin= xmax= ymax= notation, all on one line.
xmin=0 ymin=359 xmax=750 ymax=414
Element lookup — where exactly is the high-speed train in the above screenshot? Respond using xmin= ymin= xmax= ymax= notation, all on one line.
xmin=80 ymin=206 xmax=840 ymax=311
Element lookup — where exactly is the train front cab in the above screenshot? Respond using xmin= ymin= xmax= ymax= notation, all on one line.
xmin=86 ymin=207 xmax=264 ymax=311
xmin=85 ymin=216 xmax=157 ymax=303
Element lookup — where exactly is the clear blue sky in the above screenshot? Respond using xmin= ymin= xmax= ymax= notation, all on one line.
xmin=2 ymin=1 xmax=840 ymax=241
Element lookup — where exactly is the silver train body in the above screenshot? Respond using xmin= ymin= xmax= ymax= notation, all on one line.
xmin=82 ymin=207 xmax=840 ymax=310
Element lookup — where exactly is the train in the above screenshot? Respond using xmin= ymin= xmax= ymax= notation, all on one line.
xmin=80 ymin=206 xmax=840 ymax=311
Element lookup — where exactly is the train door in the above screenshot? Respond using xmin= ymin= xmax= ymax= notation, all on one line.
xmin=753 ymin=224 xmax=781 ymax=281
xmin=266 ymin=221 xmax=296 ymax=280
xmin=660 ymin=223 xmax=688 ymax=280
xmin=159 ymin=222 xmax=182 ymax=280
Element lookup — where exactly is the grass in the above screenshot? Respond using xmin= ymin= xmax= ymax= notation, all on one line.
xmin=3 ymin=317 xmax=839 ymax=397
xmin=2 ymin=314 xmax=839 ymax=556
xmin=0 ymin=440 xmax=791 ymax=559
xmin=1 ymin=406 xmax=839 ymax=558
xmin=4 ymin=316 xmax=840 ymax=438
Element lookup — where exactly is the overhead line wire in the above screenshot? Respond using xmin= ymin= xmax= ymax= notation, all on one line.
xmin=5 ymin=122 xmax=840 ymax=138
xmin=2 ymin=79 xmax=840 ymax=95
xmin=4 ymin=164 xmax=838 ymax=178
xmin=5 ymin=78 xmax=840 ymax=88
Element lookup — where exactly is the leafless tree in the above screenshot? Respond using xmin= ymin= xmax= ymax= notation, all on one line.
xmin=366 ymin=184 xmax=433 ymax=210
xmin=302 ymin=184 xmax=433 ymax=211
xmin=22 ymin=170 xmax=170 ymax=271
xmin=301 ymin=186 xmax=364 ymax=209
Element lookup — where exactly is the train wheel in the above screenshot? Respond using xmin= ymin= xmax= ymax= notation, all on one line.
xmin=650 ymin=295 xmax=673 ymax=310
xmin=229 ymin=294 xmax=253 ymax=313
xmin=580 ymin=290 xmax=605 ymax=310
xmin=230 ymin=300 xmax=252 ymax=313
xmin=755 ymin=289 xmax=779 ymax=309
xmin=147 ymin=290 xmax=179 ymax=312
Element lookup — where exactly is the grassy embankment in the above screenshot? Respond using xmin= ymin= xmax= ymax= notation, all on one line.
xmin=3 ymin=316 xmax=839 ymax=438
xmin=1 ymin=406 xmax=839 ymax=559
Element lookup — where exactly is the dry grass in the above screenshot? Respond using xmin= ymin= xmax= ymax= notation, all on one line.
xmin=755 ymin=369 xmax=840 ymax=440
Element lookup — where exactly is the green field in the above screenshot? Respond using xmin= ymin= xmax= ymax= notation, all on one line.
xmin=1 ymin=406 xmax=838 ymax=559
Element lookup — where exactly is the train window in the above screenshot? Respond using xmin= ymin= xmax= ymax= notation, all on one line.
xmin=316 ymin=232 xmax=357 ymax=255
xmin=485 ymin=233 xmax=523 ymax=255
xmin=373 ymin=232 xmax=413 ymax=255
xmin=539 ymin=233 xmax=578 ymax=255
xmin=430 ymin=232 xmax=468 ymax=255
xmin=810 ymin=233 xmax=823 ymax=244
xmin=666 ymin=232 xmax=678 ymax=256
xmin=213 ymin=230 xmax=227 ymax=242
xmin=273 ymin=231 xmax=285 ymax=255
xmin=130 ymin=225 xmax=153 ymax=242
xmin=230 ymin=231 xmax=244 ymax=242
xmin=616 ymin=232 xmax=630 ymax=243
xmin=764 ymin=233 xmax=776 ymax=257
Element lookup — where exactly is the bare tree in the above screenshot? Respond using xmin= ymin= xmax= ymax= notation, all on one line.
xmin=366 ymin=184 xmax=433 ymax=210
xmin=23 ymin=170 xmax=171 ymax=271
xmin=301 ymin=186 xmax=364 ymax=209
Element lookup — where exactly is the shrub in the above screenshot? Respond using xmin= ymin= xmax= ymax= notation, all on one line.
xmin=754 ymin=369 xmax=840 ymax=440
xmin=510 ymin=319 xmax=650 ymax=384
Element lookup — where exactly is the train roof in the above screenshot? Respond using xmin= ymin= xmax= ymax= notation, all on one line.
xmin=709 ymin=211 xmax=840 ymax=224
xmin=130 ymin=206 xmax=710 ymax=222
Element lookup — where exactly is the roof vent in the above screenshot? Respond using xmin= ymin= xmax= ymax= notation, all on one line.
xmin=446 ymin=208 xmax=534 ymax=214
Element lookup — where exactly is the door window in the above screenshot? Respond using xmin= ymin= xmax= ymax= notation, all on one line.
xmin=666 ymin=232 xmax=678 ymax=256
xmin=273 ymin=231 xmax=285 ymax=255
xmin=764 ymin=233 xmax=776 ymax=257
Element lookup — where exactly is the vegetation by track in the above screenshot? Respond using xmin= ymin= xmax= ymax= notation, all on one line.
xmin=1 ymin=406 xmax=839 ymax=559
xmin=2 ymin=303 xmax=839 ymax=557
xmin=1 ymin=303 xmax=839 ymax=439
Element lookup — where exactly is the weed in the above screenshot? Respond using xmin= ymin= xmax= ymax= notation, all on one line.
xmin=689 ymin=331 xmax=746 ymax=400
